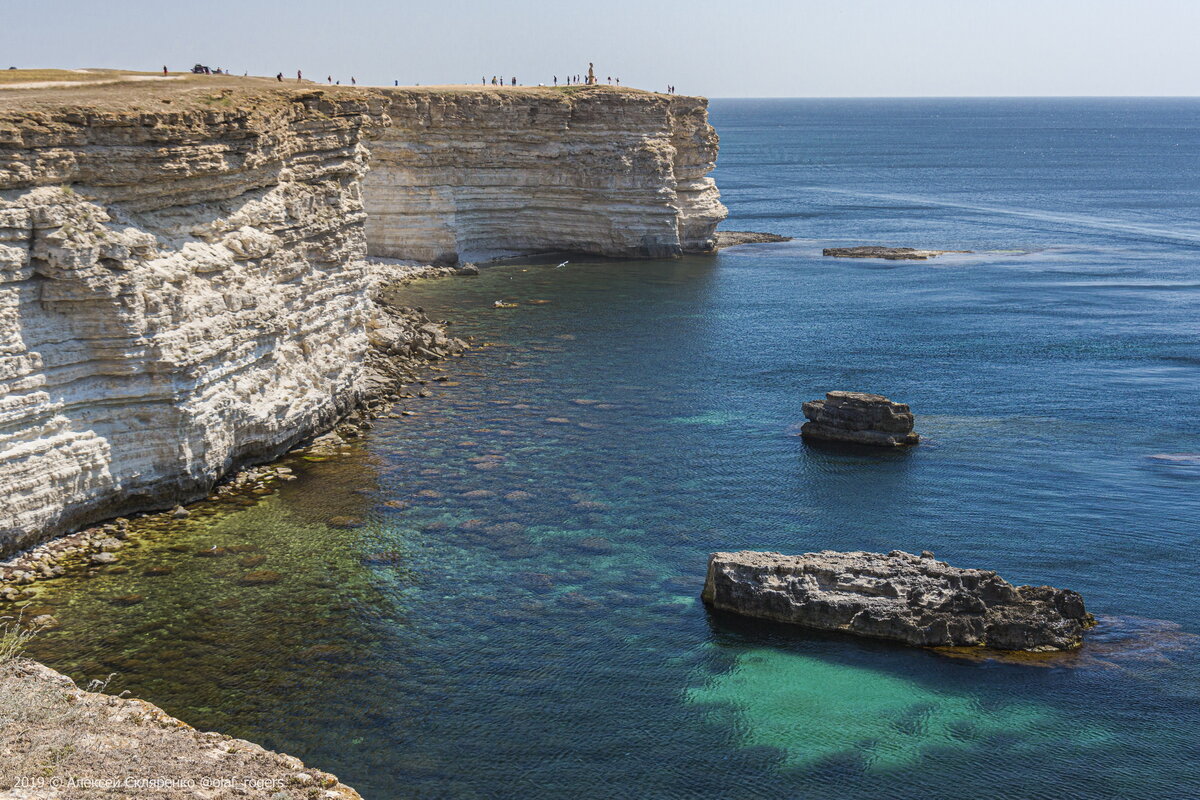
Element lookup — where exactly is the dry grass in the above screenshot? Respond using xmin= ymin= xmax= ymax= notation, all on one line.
xmin=0 ymin=608 xmax=43 ymax=663
xmin=0 ymin=655 xmax=362 ymax=798
xmin=0 ymin=69 xmax=151 ymax=85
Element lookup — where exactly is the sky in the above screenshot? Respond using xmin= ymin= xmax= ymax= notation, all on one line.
xmin=4 ymin=0 xmax=1200 ymax=97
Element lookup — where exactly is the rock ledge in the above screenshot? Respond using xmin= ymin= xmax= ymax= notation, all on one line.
xmin=702 ymin=549 xmax=1093 ymax=651
xmin=823 ymin=246 xmax=972 ymax=260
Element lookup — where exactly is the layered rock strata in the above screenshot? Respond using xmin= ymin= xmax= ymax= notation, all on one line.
xmin=364 ymin=88 xmax=728 ymax=263
xmin=0 ymin=92 xmax=387 ymax=556
xmin=0 ymin=658 xmax=361 ymax=798
xmin=0 ymin=83 xmax=725 ymax=557
xmin=801 ymin=391 xmax=920 ymax=446
xmin=702 ymin=550 xmax=1094 ymax=651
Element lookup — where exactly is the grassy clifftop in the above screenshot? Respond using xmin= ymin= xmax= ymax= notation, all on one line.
xmin=0 ymin=69 xmax=679 ymax=115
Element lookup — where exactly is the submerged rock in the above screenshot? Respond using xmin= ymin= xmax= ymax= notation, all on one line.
xmin=702 ymin=550 xmax=1094 ymax=651
xmin=823 ymin=246 xmax=972 ymax=260
xmin=238 ymin=570 xmax=282 ymax=586
xmin=800 ymin=391 xmax=919 ymax=447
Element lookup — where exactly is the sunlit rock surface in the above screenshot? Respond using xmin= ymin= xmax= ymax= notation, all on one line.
xmin=1 ymin=658 xmax=362 ymax=798
xmin=364 ymin=88 xmax=727 ymax=263
xmin=0 ymin=93 xmax=386 ymax=554
xmin=703 ymin=549 xmax=1094 ymax=651
xmin=800 ymin=391 xmax=920 ymax=447
xmin=0 ymin=84 xmax=729 ymax=556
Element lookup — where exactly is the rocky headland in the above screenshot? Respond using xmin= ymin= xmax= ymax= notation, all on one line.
xmin=0 ymin=76 xmax=736 ymax=790
xmin=702 ymin=549 xmax=1094 ymax=651
xmin=0 ymin=79 xmax=727 ymax=559
xmin=365 ymin=88 xmax=729 ymax=263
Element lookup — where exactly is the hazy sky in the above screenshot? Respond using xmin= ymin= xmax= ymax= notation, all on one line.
xmin=4 ymin=0 xmax=1200 ymax=97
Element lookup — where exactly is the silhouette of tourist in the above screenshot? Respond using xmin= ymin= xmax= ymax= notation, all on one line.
xmin=297 ymin=70 xmax=302 ymax=82
xmin=276 ymin=72 xmax=282 ymax=82
xmin=351 ymin=76 xmax=356 ymax=85
xmin=162 ymin=65 xmax=168 ymax=75
xmin=511 ymin=76 xmax=516 ymax=86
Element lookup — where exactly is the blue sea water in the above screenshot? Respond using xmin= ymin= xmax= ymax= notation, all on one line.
xmin=24 ymin=99 xmax=1200 ymax=798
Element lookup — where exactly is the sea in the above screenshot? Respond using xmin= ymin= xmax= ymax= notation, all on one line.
xmin=23 ymin=98 xmax=1200 ymax=799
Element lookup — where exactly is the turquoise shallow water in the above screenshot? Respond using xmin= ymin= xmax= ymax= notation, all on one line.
xmin=22 ymin=99 xmax=1200 ymax=798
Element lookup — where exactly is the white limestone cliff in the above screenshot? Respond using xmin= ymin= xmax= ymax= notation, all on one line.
xmin=0 ymin=85 xmax=728 ymax=555
xmin=0 ymin=93 xmax=386 ymax=554
xmin=363 ymin=89 xmax=727 ymax=263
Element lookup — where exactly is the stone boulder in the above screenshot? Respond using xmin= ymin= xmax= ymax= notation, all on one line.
xmin=702 ymin=549 xmax=1094 ymax=651
xmin=801 ymin=391 xmax=919 ymax=447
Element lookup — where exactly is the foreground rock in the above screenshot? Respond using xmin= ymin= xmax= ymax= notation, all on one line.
xmin=715 ymin=231 xmax=793 ymax=249
xmin=0 ymin=659 xmax=361 ymax=798
xmin=801 ymin=391 xmax=919 ymax=447
xmin=702 ymin=550 xmax=1094 ymax=651
xmin=823 ymin=246 xmax=971 ymax=260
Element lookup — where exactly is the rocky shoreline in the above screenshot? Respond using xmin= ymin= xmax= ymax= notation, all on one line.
xmin=0 ymin=264 xmax=470 ymax=608
xmin=0 ymin=658 xmax=361 ymax=799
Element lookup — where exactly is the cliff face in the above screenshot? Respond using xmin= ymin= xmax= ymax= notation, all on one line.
xmin=363 ymin=89 xmax=727 ymax=263
xmin=0 ymin=83 xmax=727 ymax=556
xmin=0 ymin=93 xmax=386 ymax=554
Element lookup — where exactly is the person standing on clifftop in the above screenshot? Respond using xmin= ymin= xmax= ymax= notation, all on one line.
xmin=511 ymin=76 xmax=516 ymax=86
xmin=276 ymin=72 xmax=282 ymax=82
xmin=297 ymin=70 xmax=302 ymax=82
xmin=351 ymin=76 xmax=356 ymax=85
xmin=162 ymin=65 xmax=168 ymax=75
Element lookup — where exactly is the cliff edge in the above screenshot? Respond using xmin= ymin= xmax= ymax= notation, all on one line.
xmin=0 ymin=80 xmax=728 ymax=556
xmin=364 ymin=86 xmax=727 ymax=263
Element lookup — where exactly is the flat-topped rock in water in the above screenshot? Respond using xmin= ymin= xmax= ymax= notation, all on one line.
xmin=823 ymin=246 xmax=972 ymax=260
xmin=702 ymin=550 xmax=1094 ymax=651
xmin=801 ymin=391 xmax=919 ymax=447
xmin=715 ymin=231 xmax=793 ymax=249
